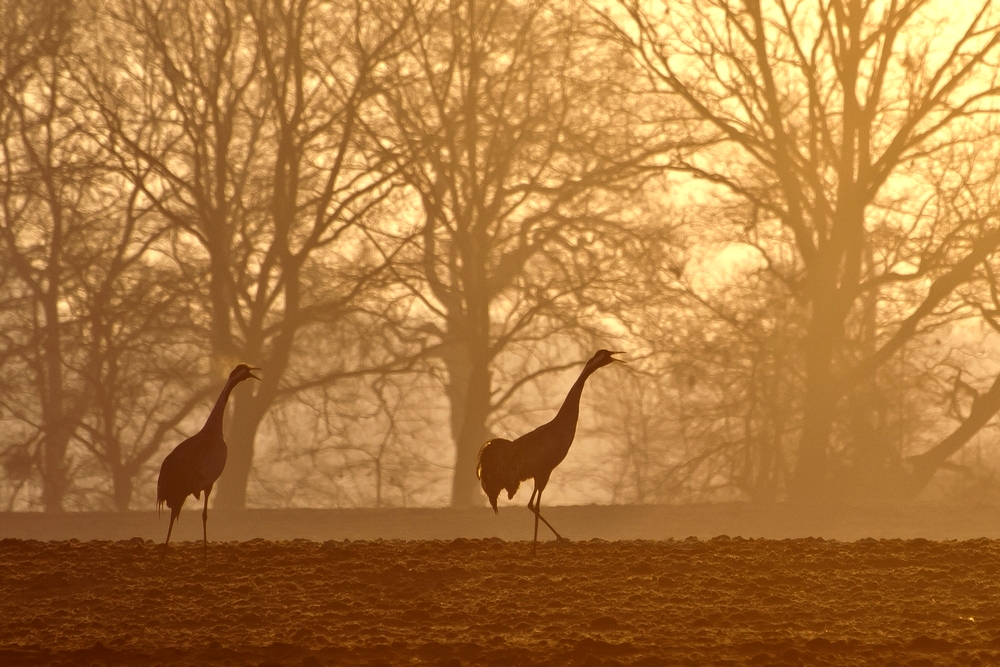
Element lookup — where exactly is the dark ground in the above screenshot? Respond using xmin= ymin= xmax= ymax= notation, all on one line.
xmin=5 ymin=504 xmax=1000 ymax=666
xmin=5 ymin=536 xmax=1000 ymax=666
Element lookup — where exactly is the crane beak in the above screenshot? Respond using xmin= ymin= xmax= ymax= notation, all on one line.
xmin=249 ymin=367 xmax=262 ymax=380
xmin=610 ymin=351 xmax=626 ymax=363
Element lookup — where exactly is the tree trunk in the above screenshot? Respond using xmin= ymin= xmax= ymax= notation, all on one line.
xmin=791 ymin=192 xmax=864 ymax=501
xmin=41 ymin=428 xmax=70 ymax=512
xmin=790 ymin=297 xmax=841 ymax=501
xmin=443 ymin=344 xmax=493 ymax=507
xmin=111 ymin=465 xmax=133 ymax=512
xmin=40 ymin=292 xmax=69 ymax=512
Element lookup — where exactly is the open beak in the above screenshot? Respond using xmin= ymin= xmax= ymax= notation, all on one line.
xmin=249 ymin=367 xmax=262 ymax=380
xmin=610 ymin=351 xmax=626 ymax=363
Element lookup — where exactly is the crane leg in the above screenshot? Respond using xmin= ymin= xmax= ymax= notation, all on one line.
xmin=202 ymin=485 xmax=212 ymax=560
xmin=162 ymin=510 xmax=177 ymax=559
xmin=527 ymin=488 xmax=567 ymax=555
xmin=530 ymin=489 xmax=540 ymax=555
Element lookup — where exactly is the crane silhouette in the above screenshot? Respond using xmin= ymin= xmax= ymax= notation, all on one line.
xmin=476 ymin=349 xmax=624 ymax=554
xmin=157 ymin=363 xmax=260 ymax=557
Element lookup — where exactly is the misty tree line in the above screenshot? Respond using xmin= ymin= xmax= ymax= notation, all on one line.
xmin=4 ymin=0 xmax=1000 ymax=512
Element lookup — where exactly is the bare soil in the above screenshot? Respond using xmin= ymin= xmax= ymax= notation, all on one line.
xmin=4 ymin=535 xmax=1000 ymax=666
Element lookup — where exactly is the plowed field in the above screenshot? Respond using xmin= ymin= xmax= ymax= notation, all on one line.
xmin=3 ymin=537 xmax=1000 ymax=666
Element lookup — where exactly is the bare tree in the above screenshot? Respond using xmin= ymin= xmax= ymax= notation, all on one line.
xmin=72 ymin=248 xmax=209 ymax=510
xmin=0 ymin=0 xmax=215 ymax=510
xmin=93 ymin=0 xmax=408 ymax=508
xmin=606 ymin=0 xmax=1000 ymax=500
xmin=370 ymin=0 xmax=670 ymax=506
xmin=0 ymin=0 xmax=70 ymax=114
xmin=250 ymin=370 xmax=452 ymax=508
xmin=0 ymin=0 xmax=100 ymax=510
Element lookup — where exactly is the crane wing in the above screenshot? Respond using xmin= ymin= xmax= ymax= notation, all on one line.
xmin=157 ymin=433 xmax=209 ymax=512
xmin=477 ymin=438 xmax=531 ymax=513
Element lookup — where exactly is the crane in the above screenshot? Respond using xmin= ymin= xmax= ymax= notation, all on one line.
xmin=476 ymin=349 xmax=624 ymax=554
xmin=157 ymin=363 xmax=260 ymax=557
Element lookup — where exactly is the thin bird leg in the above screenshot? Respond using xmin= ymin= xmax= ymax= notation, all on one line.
xmin=536 ymin=511 xmax=564 ymax=540
xmin=162 ymin=512 xmax=177 ymax=559
xmin=528 ymin=488 xmax=567 ymax=555
xmin=202 ymin=485 xmax=212 ymax=560
xmin=530 ymin=489 xmax=540 ymax=555
xmin=529 ymin=489 xmax=566 ymax=542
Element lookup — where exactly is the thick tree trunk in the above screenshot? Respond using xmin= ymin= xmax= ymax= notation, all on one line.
xmin=791 ymin=190 xmax=865 ymax=501
xmin=111 ymin=466 xmax=133 ymax=512
xmin=790 ymin=295 xmax=843 ymax=501
xmin=443 ymin=345 xmax=493 ymax=507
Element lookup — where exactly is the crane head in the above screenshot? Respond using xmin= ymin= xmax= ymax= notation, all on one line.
xmin=230 ymin=364 xmax=262 ymax=383
xmin=587 ymin=349 xmax=625 ymax=371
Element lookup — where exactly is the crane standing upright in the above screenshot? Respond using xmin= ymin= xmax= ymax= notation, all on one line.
xmin=476 ymin=349 xmax=625 ymax=554
xmin=157 ymin=364 xmax=260 ymax=557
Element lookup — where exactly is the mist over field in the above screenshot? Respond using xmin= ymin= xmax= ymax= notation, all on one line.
xmin=5 ymin=0 xmax=1000 ymax=529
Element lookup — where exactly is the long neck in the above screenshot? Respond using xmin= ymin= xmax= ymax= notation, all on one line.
xmin=202 ymin=376 xmax=240 ymax=437
xmin=553 ymin=362 xmax=597 ymax=429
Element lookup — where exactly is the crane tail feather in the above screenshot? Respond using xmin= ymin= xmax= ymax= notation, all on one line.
xmin=476 ymin=438 xmax=524 ymax=513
